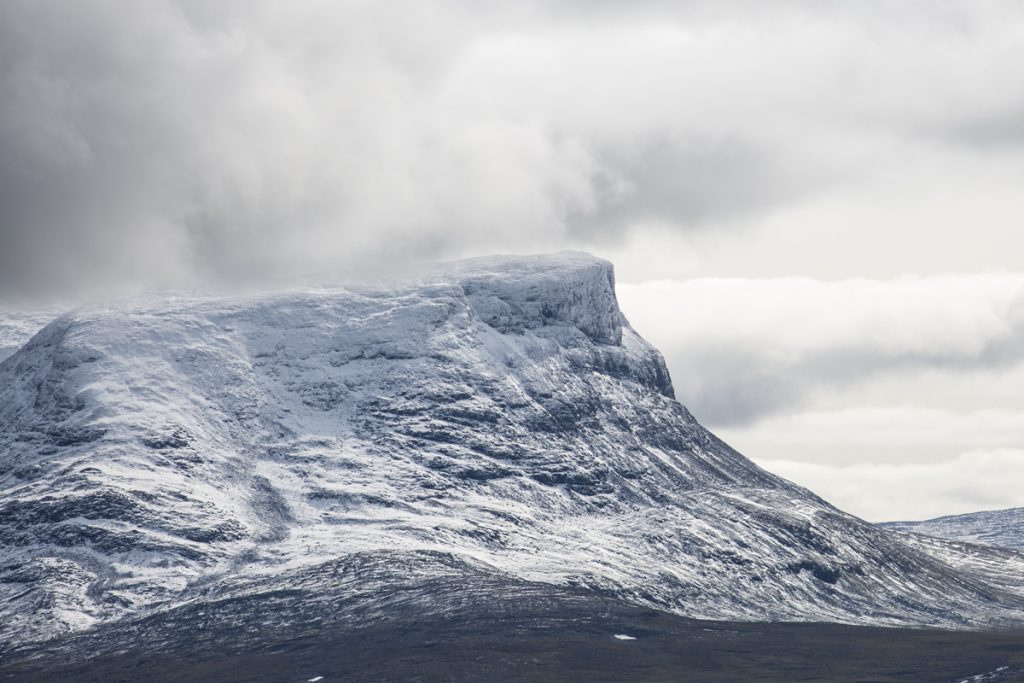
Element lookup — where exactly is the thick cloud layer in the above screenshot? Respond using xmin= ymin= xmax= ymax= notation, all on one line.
xmin=4 ymin=0 xmax=1024 ymax=294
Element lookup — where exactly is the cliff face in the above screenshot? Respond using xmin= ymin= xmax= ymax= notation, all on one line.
xmin=1 ymin=252 xmax=1022 ymax=649
xmin=455 ymin=253 xmax=626 ymax=346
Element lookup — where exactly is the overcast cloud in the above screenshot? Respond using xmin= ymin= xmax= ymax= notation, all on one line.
xmin=4 ymin=0 xmax=1024 ymax=293
xmin=2 ymin=1 xmax=1023 ymax=521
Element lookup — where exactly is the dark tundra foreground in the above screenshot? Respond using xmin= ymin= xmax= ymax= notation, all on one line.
xmin=0 ymin=253 xmax=1023 ymax=679
xmin=1 ymin=553 xmax=1023 ymax=682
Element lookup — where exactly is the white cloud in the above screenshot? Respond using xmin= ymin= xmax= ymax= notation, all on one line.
xmin=617 ymin=274 xmax=1024 ymax=424
xmin=759 ymin=449 xmax=1024 ymax=522
xmin=717 ymin=405 xmax=1024 ymax=466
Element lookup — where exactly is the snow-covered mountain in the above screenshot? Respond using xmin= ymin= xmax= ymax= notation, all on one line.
xmin=1 ymin=252 xmax=1023 ymax=652
xmin=882 ymin=508 xmax=1024 ymax=552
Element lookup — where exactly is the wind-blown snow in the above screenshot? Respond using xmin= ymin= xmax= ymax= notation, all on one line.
xmin=0 ymin=309 xmax=59 ymax=362
xmin=0 ymin=252 xmax=1022 ymax=648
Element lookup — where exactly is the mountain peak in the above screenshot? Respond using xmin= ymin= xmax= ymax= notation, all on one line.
xmin=437 ymin=251 xmax=624 ymax=346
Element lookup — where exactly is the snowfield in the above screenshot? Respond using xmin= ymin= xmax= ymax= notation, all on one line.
xmin=1 ymin=252 xmax=1023 ymax=650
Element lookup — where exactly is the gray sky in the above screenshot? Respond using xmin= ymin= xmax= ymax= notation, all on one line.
xmin=2 ymin=0 xmax=1023 ymax=520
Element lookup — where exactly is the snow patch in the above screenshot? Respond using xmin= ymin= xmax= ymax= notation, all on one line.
xmin=956 ymin=665 xmax=1011 ymax=683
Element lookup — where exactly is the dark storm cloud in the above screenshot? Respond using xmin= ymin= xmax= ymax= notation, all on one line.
xmin=3 ymin=0 xmax=1024 ymax=295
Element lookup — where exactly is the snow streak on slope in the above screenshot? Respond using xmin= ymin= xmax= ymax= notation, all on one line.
xmin=882 ymin=508 xmax=1024 ymax=552
xmin=1 ymin=252 xmax=1023 ymax=647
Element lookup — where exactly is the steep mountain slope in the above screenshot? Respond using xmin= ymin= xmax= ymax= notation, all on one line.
xmin=882 ymin=508 xmax=1024 ymax=552
xmin=1 ymin=252 xmax=1023 ymax=651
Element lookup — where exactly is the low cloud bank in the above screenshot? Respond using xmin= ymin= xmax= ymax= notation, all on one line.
xmin=618 ymin=274 xmax=1024 ymax=426
xmin=759 ymin=449 xmax=1024 ymax=523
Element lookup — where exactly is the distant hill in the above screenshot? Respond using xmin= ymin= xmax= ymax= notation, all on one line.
xmin=881 ymin=508 xmax=1024 ymax=552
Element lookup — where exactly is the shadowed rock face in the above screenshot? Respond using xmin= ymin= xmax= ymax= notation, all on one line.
xmin=0 ymin=252 xmax=1022 ymax=650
